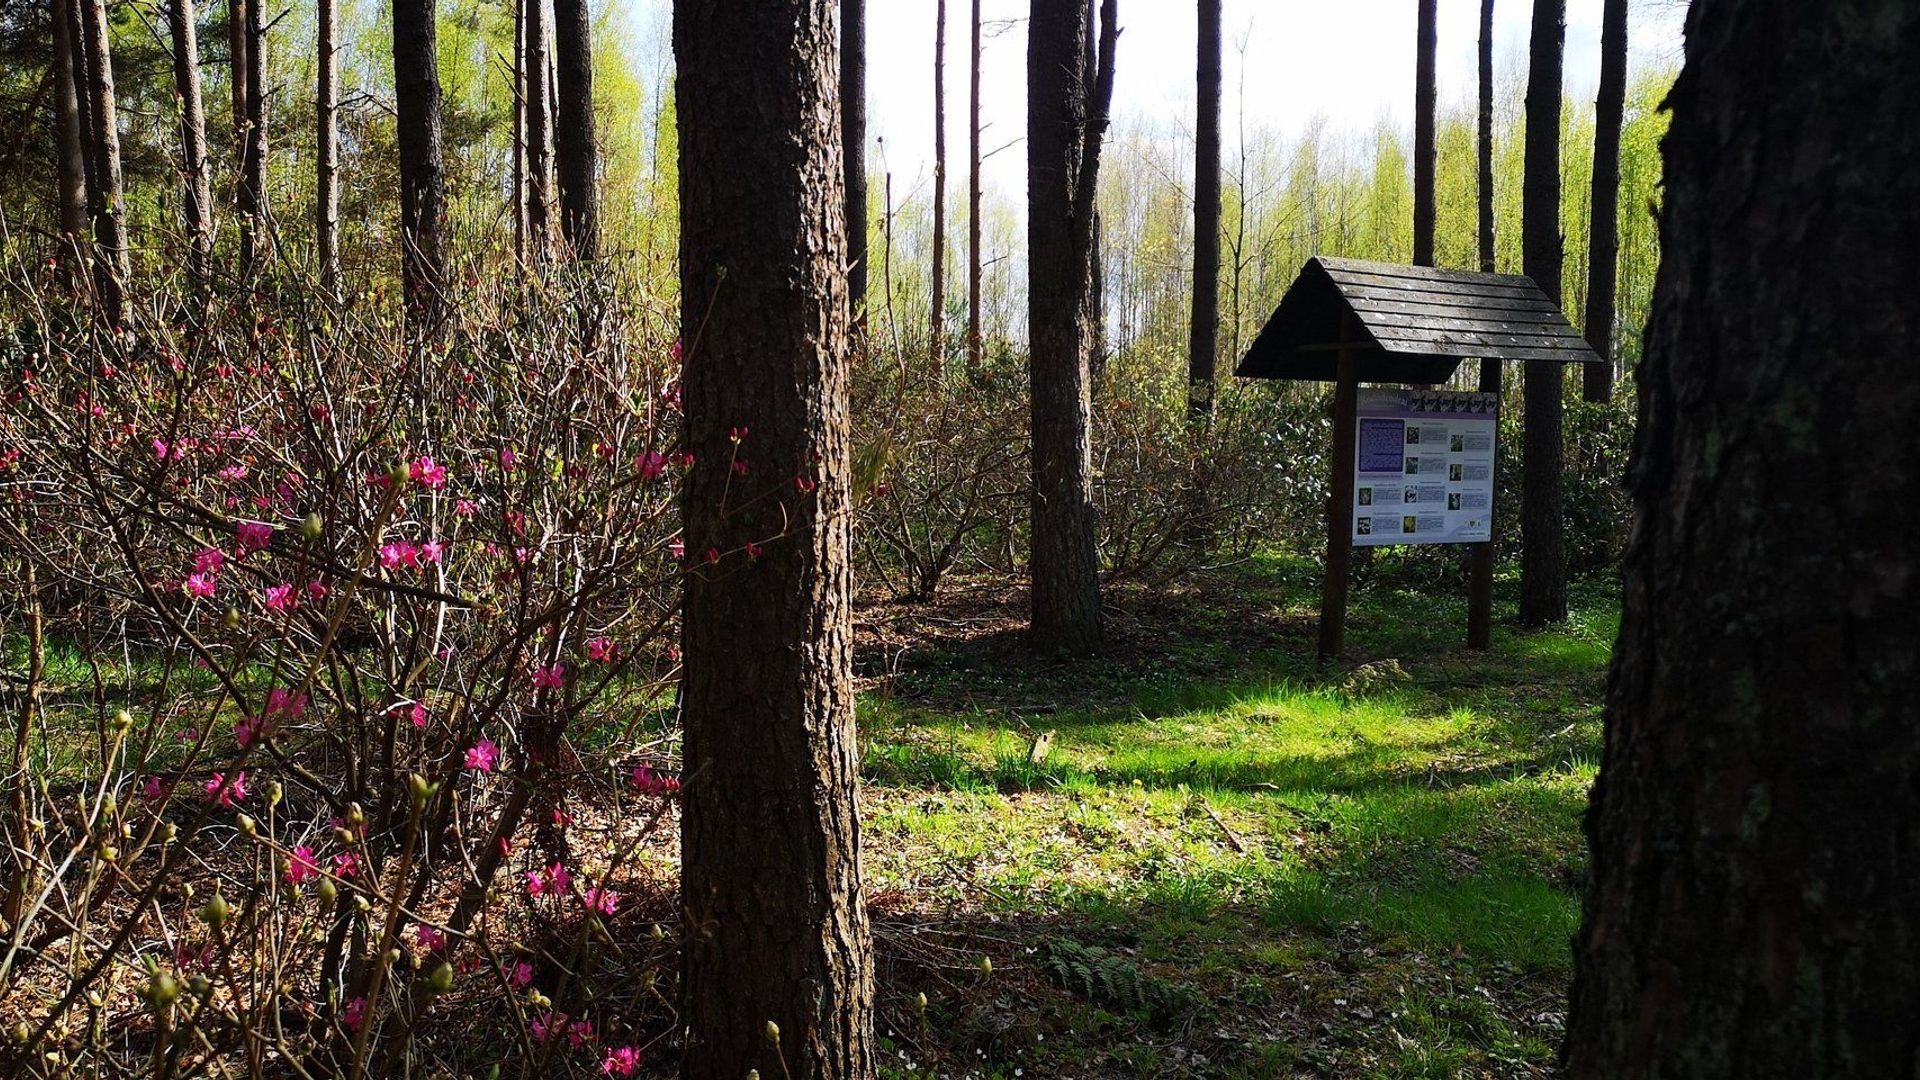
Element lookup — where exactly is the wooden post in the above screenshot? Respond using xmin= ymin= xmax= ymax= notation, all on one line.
xmin=1319 ymin=321 xmax=1359 ymax=663
xmin=1467 ymin=357 xmax=1503 ymax=649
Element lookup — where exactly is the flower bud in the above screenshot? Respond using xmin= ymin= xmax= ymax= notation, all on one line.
xmin=189 ymin=974 xmax=211 ymax=997
xmin=408 ymin=773 xmax=433 ymax=807
xmin=12 ymin=1022 xmax=28 ymax=1045
xmin=99 ymin=845 xmax=118 ymax=863
xmin=347 ymin=803 xmax=365 ymax=828
xmin=650 ymin=923 xmax=664 ymax=941
xmin=764 ymin=1020 xmax=779 ymax=1045
xmin=978 ymin=956 xmax=992 ymax=977
xmin=160 ymin=822 xmax=178 ymax=843
xmin=300 ymin=512 xmax=324 ymax=542
xmin=236 ymin=814 xmax=256 ymax=837
xmin=222 ymin=606 xmax=241 ymax=630
xmin=114 ymin=709 xmax=133 ymax=731
xmin=915 ymin=992 xmax=928 ymax=1013
xmin=265 ymin=781 xmax=283 ymax=808
xmin=200 ymin=892 xmax=230 ymax=929
xmin=389 ymin=462 xmax=411 ymax=488
xmin=144 ymin=971 xmax=181 ymax=1010
xmin=317 ymin=878 xmax=338 ymax=906
xmin=426 ymin=961 xmax=453 ymax=995
xmin=386 ymin=948 xmax=401 ymax=967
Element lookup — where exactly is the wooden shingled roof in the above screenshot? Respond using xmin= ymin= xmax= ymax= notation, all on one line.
xmin=1235 ymin=256 xmax=1600 ymax=384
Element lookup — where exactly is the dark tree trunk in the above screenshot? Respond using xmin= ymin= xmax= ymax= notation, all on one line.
xmin=392 ymin=0 xmax=448 ymax=329
xmin=317 ymin=0 xmax=340 ymax=293
xmin=523 ymin=0 xmax=553 ymax=260
xmin=51 ymin=0 xmax=88 ymax=259
xmin=1580 ymin=0 xmax=1626 ymax=403
xmin=511 ymin=0 xmax=525 ymax=262
xmin=1026 ymin=0 xmax=1114 ymax=655
xmin=236 ymin=0 xmax=268 ymax=274
xmin=1412 ymin=0 xmax=1437 ymax=267
xmin=552 ymin=0 xmax=598 ymax=259
xmin=1188 ymin=0 xmax=1220 ymax=424
xmin=78 ymin=0 xmax=126 ymax=323
xmin=1518 ymin=0 xmax=1566 ymax=626
xmin=1564 ymin=3 xmax=1920 ymax=1075
xmin=930 ymin=0 xmax=947 ymax=374
xmin=167 ymin=0 xmax=213 ymax=282
xmin=673 ymin=1 xmax=874 ymax=1077
xmin=1475 ymin=0 xmax=1497 ymax=391
xmin=841 ymin=0 xmax=867 ymax=333
xmin=229 ymin=0 xmax=254 ymax=268
xmin=966 ymin=0 xmax=982 ymax=374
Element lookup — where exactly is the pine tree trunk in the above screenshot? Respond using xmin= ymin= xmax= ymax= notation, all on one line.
xmin=1475 ymin=0 xmax=1497 ymax=392
xmin=841 ymin=0 xmax=867 ymax=334
xmin=1188 ymin=0 xmax=1220 ymax=424
xmin=1412 ymin=0 xmax=1437 ymax=268
xmin=229 ymin=0 xmax=254 ymax=269
xmin=523 ymin=0 xmax=553 ymax=261
xmin=78 ymin=0 xmax=127 ymax=323
xmin=392 ymin=0 xmax=448 ymax=330
xmin=1518 ymin=0 xmax=1567 ymax=626
xmin=930 ymin=0 xmax=947 ymax=375
xmin=966 ymin=0 xmax=983 ymax=375
xmin=317 ymin=0 xmax=340 ymax=294
xmin=51 ymin=0 xmax=88 ymax=260
xmin=1580 ymin=0 xmax=1626 ymax=404
xmin=1026 ymin=0 xmax=1113 ymax=655
xmin=673 ymin=1 xmax=874 ymax=1076
xmin=511 ymin=0 xmax=525 ymax=263
xmin=241 ymin=0 xmax=268 ymax=272
xmin=168 ymin=0 xmax=213 ymax=283
xmin=552 ymin=0 xmax=598 ymax=260
xmin=1564 ymin=3 xmax=1920 ymax=1075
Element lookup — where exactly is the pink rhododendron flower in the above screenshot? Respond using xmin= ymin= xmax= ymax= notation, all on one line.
xmin=235 ymin=521 xmax=273 ymax=553
xmin=142 ymin=775 xmax=167 ymax=800
xmin=455 ymin=498 xmax=478 ymax=516
xmin=234 ymin=715 xmax=268 ymax=748
xmin=531 ymin=1011 xmax=564 ymax=1043
xmin=183 ymin=573 xmax=217 ymax=599
xmin=630 ymin=765 xmax=681 ymax=798
xmin=286 ymin=845 xmax=319 ymax=886
xmin=586 ymin=637 xmax=616 ymax=663
xmin=795 ymin=475 xmax=817 ymax=493
xmin=602 ymin=1047 xmax=642 ymax=1077
xmin=343 ymin=996 xmax=367 ymax=1031
xmin=421 ymin=539 xmax=445 ymax=565
xmin=205 ymin=771 xmax=247 ymax=806
xmin=637 ymin=451 xmax=667 ymax=481
xmin=511 ymin=961 xmax=535 ymax=987
xmin=464 ymin=739 xmax=500 ymax=773
xmin=729 ymin=426 xmax=749 ymax=443
xmin=265 ymin=689 xmax=308 ymax=716
xmin=583 ymin=886 xmax=619 ymax=916
xmin=568 ymin=1019 xmax=595 ymax=1048
xmin=669 ymin=538 xmax=685 ymax=559
xmin=525 ymin=861 xmax=572 ymax=898
xmin=410 ymin=702 xmax=429 ymax=728
xmin=499 ymin=448 xmax=517 ymax=471
xmin=216 ymin=464 xmax=249 ymax=481
xmin=414 ymin=924 xmax=446 ymax=952
xmin=730 ymin=458 xmax=750 ymax=476
xmin=193 ymin=547 xmax=225 ymax=575
xmin=531 ymin=663 xmax=565 ymax=690
xmin=264 ymin=583 xmax=297 ymax=612
xmin=332 ymin=851 xmax=360 ymax=878
xmin=379 ymin=541 xmax=420 ymax=569
xmin=409 ymin=455 xmax=447 ymax=489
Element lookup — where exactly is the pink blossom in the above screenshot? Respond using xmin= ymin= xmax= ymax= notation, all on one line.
xmin=265 ymin=689 xmax=308 ymax=716
xmin=637 ymin=451 xmax=667 ymax=481
xmin=729 ymin=426 xmax=749 ymax=443
xmin=264 ymin=583 xmax=298 ymax=612
xmin=531 ymin=663 xmax=565 ymax=690
xmin=409 ymin=455 xmax=448 ymax=489
xmin=583 ymin=886 xmax=619 ymax=916
xmin=343 ymin=996 xmax=367 ymax=1031
xmin=286 ymin=845 xmax=319 ymax=886
xmin=795 ymin=475 xmax=817 ymax=493
xmin=531 ymin=1011 xmax=564 ymax=1043
xmin=464 ymin=739 xmax=500 ymax=773
xmin=499 ymin=448 xmax=517 ymax=472
xmin=183 ymin=573 xmax=217 ymax=599
xmin=510 ymin=961 xmax=535 ymax=987
xmin=414 ymin=924 xmax=446 ymax=952
xmin=630 ymin=765 xmax=681 ymax=798
xmin=216 ymin=464 xmax=249 ymax=481
xmin=235 ymin=521 xmax=273 ymax=553
xmin=730 ymin=458 xmax=750 ymax=476
xmin=305 ymin=581 xmax=331 ymax=600
xmin=455 ymin=498 xmax=478 ymax=517
xmin=409 ymin=702 xmax=429 ymax=728
xmin=205 ymin=770 xmax=247 ymax=807
xmin=525 ymin=861 xmax=572 ymax=898
xmin=234 ymin=714 xmax=268 ymax=748
xmin=379 ymin=541 xmax=420 ymax=569
xmin=586 ymin=637 xmax=616 ymax=663
xmin=568 ymin=1019 xmax=595 ymax=1048
xmin=332 ymin=851 xmax=360 ymax=878
xmin=193 ymin=547 xmax=225 ymax=575
xmin=142 ymin=775 xmax=168 ymax=800
xmin=602 ymin=1047 xmax=642 ymax=1077
xmin=745 ymin=541 xmax=763 ymax=559
xmin=420 ymin=539 xmax=445 ymax=565
xmin=669 ymin=538 xmax=685 ymax=560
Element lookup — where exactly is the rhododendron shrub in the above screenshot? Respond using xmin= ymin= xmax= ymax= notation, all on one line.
xmin=0 ymin=268 xmax=691 ymax=1076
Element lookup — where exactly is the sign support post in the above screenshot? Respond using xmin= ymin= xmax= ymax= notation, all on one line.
xmin=1466 ymin=358 xmax=1502 ymax=650
xmin=1319 ymin=318 xmax=1358 ymax=663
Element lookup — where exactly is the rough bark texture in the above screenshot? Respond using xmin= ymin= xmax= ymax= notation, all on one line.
xmin=242 ymin=0 xmax=267 ymax=267
xmin=1477 ymin=0 xmax=1494 ymax=275
xmin=1518 ymin=0 xmax=1566 ymax=626
xmin=1187 ymin=0 xmax=1220 ymax=423
xmin=1563 ymin=3 xmax=1920 ymax=1076
xmin=511 ymin=0 xmax=525 ymax=261
xmin=523 ymin=0 xmax=554 ymax=261
xmin=51 ymin=0 xmax=88 ymax=255
xmin=841 ymin=0 xmax=868 ymax=332
xmin=552 ymin=0 xmax=598 ymax=259
xmin=1026 ymin=0 xmax=1113 ymax=655
xmin=392 ymin=0 xmax=448 ymax=329
xmin=167 ymin=0 xmax=213 ymax=281
xmin=674 ymin=2 xmax=874 ymax=1077
xmin=317 ymin=0 xmax=340 ymax=293
xmin=78 ymin=0 xmax=126 ymax=323
xmin=228 ymin=0 xmax=254 ymax=268
xmin=1580 ymin=0 xmax=1626 ymax=403
xmin=930 ymin=0 xmax=947 ymax=372
xmin=1412 ymin=0 xmax=1437 ymax=268
xmin=966 ymin=0 xmax=983 ymax=374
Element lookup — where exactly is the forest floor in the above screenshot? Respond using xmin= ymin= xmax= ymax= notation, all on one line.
xmin=853 ymin=555 xmax=1614 ymax=1079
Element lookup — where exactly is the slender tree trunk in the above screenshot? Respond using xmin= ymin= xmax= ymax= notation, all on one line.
xmin=930 ymin=0 xmax=947 ymax=375
xmin=552 ymin=0 xmax=598 ymax=259
xmin=78 ymin=0 xmax=127 ymax=323
xmin=51 ymin=0 xmax=89 ymax=262
xmin=673 ymin=2 xmax=874 ymax=1077
xmin=842 ymin=0 xmax=868 ymax=334
xmin=1518 ymin=0 xmax=1567 ymax=626
xmin=392 ymin=0 xmax=448 ymax=330
xmin=241 ymin=0 xmax=269 ymax=272
xmin=1026 ymin=0 xmax=1114 ymax=655
xmin=523 ymin=0 xmax=553 ymax=261
xmin=1564 ymin=2 xmax=1920 ymax=1074
xmin=966 ymin=0 xmax=983 ymax=375
xmin=1412 ymin=0 xmax=1437 ymax=267
xmin=317 ymin=0 xmax=340 ymax=294
xmin=166 ymin=0 xmax=213 ymax=282
xmin=229 ymin=0 xmax=254 ymax=268
xmin=1188 ymin=0 xmax=1220 ymax=424
xmin=512 ymin=0 xmax=525 ymax=263
xmin=4 ymin=563 xmax=44 ymax=932
xmin=1477 ymin=0 xmax=1495 ymax=275
xmin=1580 ymin=0 xmax=1626 ymax=403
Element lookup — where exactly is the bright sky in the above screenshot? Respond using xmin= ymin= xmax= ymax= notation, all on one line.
xmin=623 ymin=1 xmax=1688 ymax=201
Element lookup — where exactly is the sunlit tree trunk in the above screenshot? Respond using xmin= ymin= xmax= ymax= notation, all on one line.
xmin=1565 ymin=2 xmax=1920 ymax=1074
xmin=240 ymin=0 xmax=269 ymax=273
xmin=511 ymin=0 xmax=525 ymax=263
xmin=674 ymin=1 xmax=874 ymax=1076
xmin=1477 ymin=0 xmax=1495 ymax=276
xmin=1581 ymin=0 xmax=1626 ymax=403
xmin=523 ymin=0 xmax=554 ymax=261
xmin=1413 ymin=0 xmax=1437 ymax=267
xmin=167 ymin=0 xmax=213 ymax=282
xmin=229 ymin=0 xmax=254 ymax=269
xmin=966 ymin=0 xmax=983 ymax=375
xmin=842 ymin=0 xmax=868 ymax=334
xmin=1519 ymin=0 xmax=1567 ymax=626
xmin=51 ymin=0 xmax=88 ymax=263
xmin=317 ymin=0 xmax=340 ymax=294
xmin=392 ymin=0 xmax=448 ymax=330
xmin=930 ymin=0 xmax=948 ymax=374
xmin=79 ymin=0 xmax=127 ymax=323
xmin=552 ymin=0 xmax=598 ymax=259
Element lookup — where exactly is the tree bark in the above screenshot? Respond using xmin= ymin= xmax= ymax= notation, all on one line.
xmin=1026 ymin=0 xmax=1113 ymax=655
xmin=1564 ymin=3 xmax=1920 ymax=1075
xmin=523 ymin=0 xmax=554 ymax=261
xmin=392 ymin=0 xmax=448 ymax=330
xmin=78 ymin=0 xmax=127 ymax=323
xmin=166 ymin=0 xmax=213 ymax=282
xmin=1476 ymin=0 xmax=1497 ymax=392
xmin=229 ymin=0 xmax=254 ymax=269
xmin=966 ymin=0 xmax=983 ymax=375
xmin=511 ymin=0 xmax=525 ymax=263
xmin=1188 ymin=0 xmax=1220 ymax=424
xmin=317 ymin=0 xmax=340 ymax=294
xmin=240 ymin=0 xmax=269 ymax=273
xmin=552 ymin=0 xmax=598 ymax=260
xmin=930 ymin=0 xmax=948 ymax=375
xmin=51 ymin=0 xmax=88 ymax=261
xmin=1412 ymin=0 xmax=1437 ymax=268
xmin=1518 ymin=0 xmax=1567 ymax=626
xmin=841 ymin=0 xmax=867 ymax=334
xmin=674 ymin=3 xmax=874 ymax=1078
xmin=1580 ymin=0 xmax=1626 ymax=403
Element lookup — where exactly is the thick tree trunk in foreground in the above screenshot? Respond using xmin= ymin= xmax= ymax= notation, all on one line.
xmin=1412 ymin=0 xmax=1437 ymax=268
xmin=51 ymin=0 xmax=88 ymax=257
xmin=1026 ymin=0 xmax=1114 ymax=655
xmin=930 ymin=0 xmax=948 ymax=373
xmin=552 ymin=0 xmax=598 ymax=259
xmin=1564 ymin=3 xmax=1920 ymax=1076
xmin=167 ymin=0 xmax=213 ymax=281
xmin=1518 ymin=0 xmax=1567 ymax=626
xmin=317 ymin=0 xmax=340 ymax=294
xmin=1188 ymin=0 xmax=1220 ymax=424
xmin=78 ymin=0 xmax=127 ymax=322
xmin=392 ymin=0 xmax=448 ymax=329
xmin=673 ymin=2 xmax=874 ymax=1077
xmin=841 ymin=0 xmax=868 ymax=333
xmin=523 ymin=0 xmax=553 ymax=261
xmin=1580 ymin=0 xmax=1627 ymax=403
xmin=966 ymin=0 xmax=983 ymax=374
